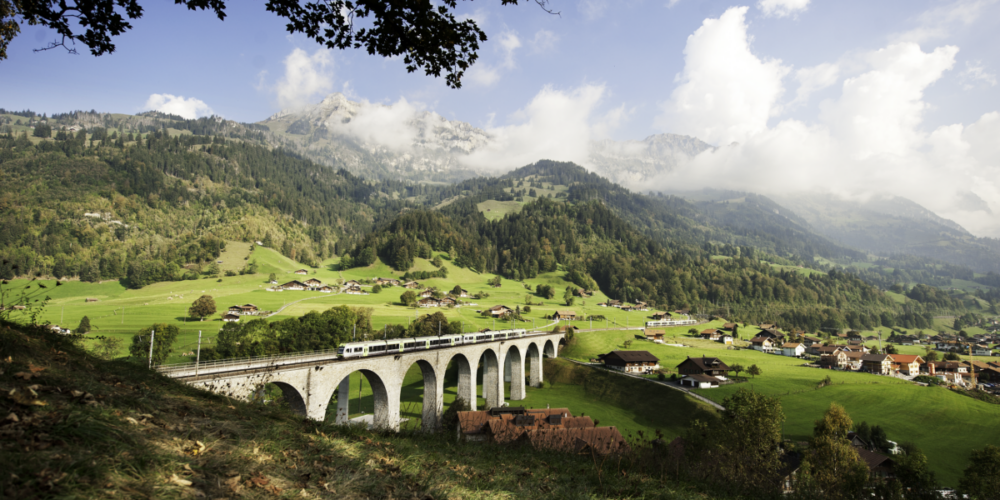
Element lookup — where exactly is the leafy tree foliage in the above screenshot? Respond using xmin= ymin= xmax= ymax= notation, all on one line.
xmin=683 ymin=388 xmax=785 ymax=495
xmin=747 ymin=364 xmax=761 ymax=379
xmin=399 ymin=290 xmax=417 ymax=307
xmin=188 ymin=295 xmax=216 ymax=320
xmin=128 ymin=323 xmax=179 ymax=366
xmin=959 ymin=445 xmax=1000 ymax=500
xmin=209 ymin=306 xmax=373 ymax=359
xmin=795 ymin=404 xmax=870 ymax=499
xmin=76 ymin=315 xmax=91 ymax=334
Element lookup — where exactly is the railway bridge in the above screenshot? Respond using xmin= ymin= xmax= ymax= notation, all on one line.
xmin=157 ymin=332 xmax=564 ymax=431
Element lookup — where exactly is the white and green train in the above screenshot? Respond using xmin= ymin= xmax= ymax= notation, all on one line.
xmin=336 ymin=329 xmax=528 ymax=358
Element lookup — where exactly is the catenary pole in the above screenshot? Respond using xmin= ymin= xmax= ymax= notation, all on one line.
xmin=148 ymin=330 xmax=156 ymax=369
xmin=195 ymin=330 xmax=202 ymax=376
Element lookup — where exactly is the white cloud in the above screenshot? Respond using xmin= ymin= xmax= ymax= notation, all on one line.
xmin=467 ymin=31 xmax=521 ymax=87
xmin=791 ymin=63 xmax=839 ymax=106
xmin=656 ymin=6 xmax=790 ymax=145
xmin=959 ymin=60 xmax=997 ymax=90
xmin=655 ymin=19 xmax=1000 ymax=237
xmin=275 ymin=48 xmax=335 ymax=110
xmin=757 ymin=0 xmax=811 ymax=18
xmin=893 ymin=0 xmax=997 ymax=43
xmin=462 ymin=84 xmax=609 ymax=171
xmin=144 ymin=94 xmax=214 ymax=119
xmin=324 ymin=97 xmax=424 ymax=151
xmin=580 ymin=0 xmax=609 ymax=20
xmin=531 ymin=29 xmax=559 ymax=54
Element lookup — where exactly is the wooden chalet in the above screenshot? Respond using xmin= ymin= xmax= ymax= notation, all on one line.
xmin=699 ymin=329 xmax=721 ymax=341
xmin=750 ymin=336 xmax=776 ymax=352
xmin=644 ymin=328 xmax=666 ymax=343
xmin=861 ymin=354 xmax=894 ymax=375
xmin=676 ymin=356 xmax=732 ymax=379
xmin=552 ymin=310 xmax=577 ymax=320
xmin=280 ymin=280 xmax=308 ymax=291
xmin=650 ymin=311 xmax=672 ymax=320
xmin=485 ymin=305 xmax=512 ymax=317
xmin=294 ymin=269 xmax=309 ymax=275
xmin=403 ymin=281 xmax=421 ymax=289
xmin=418 ymin=297 xmax=440 ymax=308
xmin=222 ymin=313 xmax=240 ymax=323
xmin=303 ymin=278 xmax=322 ymax=287
xmin=890 ymin=354 xmax=924 ymax=376
xmin=602 ymin=351 xmax=660 ymax=374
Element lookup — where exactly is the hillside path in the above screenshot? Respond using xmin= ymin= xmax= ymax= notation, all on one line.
xmin=268 ymin=288 xmax=342 ymax=317
xmin=564 ymin=358 xmax=726 ymax=411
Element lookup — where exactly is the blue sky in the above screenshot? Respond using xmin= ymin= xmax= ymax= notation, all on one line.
xmin=4 ymin=0 xmax=1000 ymax=235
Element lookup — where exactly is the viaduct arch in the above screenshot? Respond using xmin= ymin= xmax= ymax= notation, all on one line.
xmin=162 ymin=333 xmax=564 ymax=431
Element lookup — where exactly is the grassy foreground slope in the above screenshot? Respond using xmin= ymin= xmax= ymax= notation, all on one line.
xmin=562 ymin=328 xmax=1000 ymax=487
xmin=0 ymin=323 xmax=719 ymax=499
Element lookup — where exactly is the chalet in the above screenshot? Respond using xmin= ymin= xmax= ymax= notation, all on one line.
xmin=280 ymin=280 xmax=308 ymax=291
xmin=650 ymin=311 xmax=672 ymax=320
xmin=680 ymin=374 xmax=720 ymax=389
xmin=759 ymin=323 xmax=775 ymax=330
xmin=809 ymin=344 xmax=842 ymax=356
xmin=374 ymin=277 xmax=400 ymax=286
xmin=485 ymin=305 xmax=512 ymax=317
xmin=553 ymin=310 xmax=577 ymax=320
xmin=418 ymin=298 xmax=440 ymax=308
xmin=861 ymin=354 xmax=895 ymax=375
xmin=674 ymin=309 xmax=690 ymax=315
xmin=699 ymin=329 xmax=721 ymax=341
xmin=577 ymin=289 xmax=591 ymax=298
xmin=758 ymin=329 xmax=785 ymax=342
xmin=633 ymin=301 xmax=649 ymax=311
xmin=403 ymin=281 xmax=421 ymax=289
xmin=819 ymin=349 xmax=848 ymax=370
xmin=345 ymin=286 xmax=368 ymax=295
xmin=294 ymin=269 xmax=309 ymax=275
xmin=317 ymin=285 xmax=334 ymax=293
xmin=749 ymin=336 xmax=776 ymax=353
xmin=782 ymin=343 xmax=806 ymax=357
xmin=842 ymin=343 xmax=870 ymax=354
xmin=419 ymin=289 xmax=436 ymax=298
xmin=718 ymin=333 xmax=734 ymax=345
xmin=890 ymin=354 xmax=924 ymax=376
xmin=856 ymin=448 xmax=896 ymax=481
xmin=609 ymin=300 xmax=623 ymax=308
xmin=843 ymin=351 xmax=865 ymax=370
xmin=438 ymin=296 xmax=456 ymax=306
xmin=454 ymin=288 xmax=469 ymax=298
xmin=644 ymin=329 xmax=666 ymax=343
xmin=222 ymin=313 xmax=240 ymax=323
xmin=802 ymin=335 xmax=823 ymax=347
xmin=344 ymin=280 xmax=361 ymax=287
xmin=973 ymin=344 xmax=993 ymax=357
xmin=847 ymin=331 xmax=863 ymax=342
xmin=676 ymin=356 xmax=732 ymax=379
xmin=722 ymin=323 xmax=737 ymax=331
xmin=303 ymin=278 xmax=322 ymax=287
xmin=602 ymin=351 xmax=660 ymax=374
xmin=620 ymin=305 xmax=635 ymax=312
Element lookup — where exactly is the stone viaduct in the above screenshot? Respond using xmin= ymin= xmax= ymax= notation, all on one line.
xmin=158 ymin=332 xmax=564 ymax=431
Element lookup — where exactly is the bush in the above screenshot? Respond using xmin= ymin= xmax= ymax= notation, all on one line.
xmin=523 ymin=305 xmax=531 ymax=313
xmin=657 ymin=373 xmax=666 ymax=381
xmin=913 ymin=375 xmax=943 ymax=386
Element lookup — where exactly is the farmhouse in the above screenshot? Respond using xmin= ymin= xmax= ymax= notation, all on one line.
xmin=454 ymin=288 xmax=469 ymax=298
xmin=303 ymin=278 xmax=322 ymax=287
xmin=644 ymin=329 xmax=666 ymax=343
xmin=749 ymin=336 xmax=776 ymax=353
xmin=344 ymin=280 xmax=361 ymax=287
xmin=843 ymin=351 xmax=865 ymax=370
xmin=699 ymin=329 xmax=721 ymax=341
xmin=802 ymin=336 xmax=823 ymax=347
xmin=809 ymin=344 xmax=841 ymax=356
xmin=819 ymin=349 xmax=848 ymax=369
xmin=676 ymin=356 xmax=732 ymax=379
xmin=419 ymin=289 xmax=436 ymax=298
xmin=345 ymin=286 xmax=368 ymax=295
xmin=722 ymin=323 xmax=737 ymax=331
xmin=973 ymin=344 xmax=993 ymax=357
xmin=280 ymin=280 xmax=308 ymax=291
xmin=601 ymin=351 xmax=660 ymax=374
xmin=403 ymin=281 xmax=421 ymax=289
xmin=222 ymin=313 xmax=240 ymax=323
xmin=485 ymin=305 xmax=513 ymax=317
xmin=294 ymin=269 xmax=309 ymax=275
xmin=680 ymin=374 xmax=720 ymax=389
xmin=861 ymin=354 xmax=895 ymax=375
xmin=317 ymin=285 xmax=334 ymax=293
xmin=890 ymin=354 xmax=924 ymax=376
xmin=418 ymin=298 xmax=440 ymax=308
xmin=650 ymin=311 xmax=672 ymax=320
xmin=438 ymin=297 xmax=457 ymax=306
xmin=552 ymin=310 xmax=577 ymax=321
xmin=781 ymin=343 xmax=805 ymax=357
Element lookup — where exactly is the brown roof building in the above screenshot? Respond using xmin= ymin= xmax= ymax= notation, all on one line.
xmin=676 ymin=356 xmax=732 ymax=378
xmin=601 ymin=350 xmax=660 ymax=374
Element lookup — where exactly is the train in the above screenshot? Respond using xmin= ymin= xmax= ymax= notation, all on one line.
xmin=337 ymin=329 xmax=529 ymax=358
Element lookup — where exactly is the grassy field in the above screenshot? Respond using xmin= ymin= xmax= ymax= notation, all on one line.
xmin=560 ymin=326 xmax=1000 ymax=487
xmin=477 ymin=200 xmax=523 ymax=221
xmin=6 ymin=246 xmax=666 ymax=362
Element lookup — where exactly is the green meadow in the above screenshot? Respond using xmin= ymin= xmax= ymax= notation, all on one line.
xmin=561 ymin=326 xmax=1000 ymax=487
xmin=7 ymin=245 xmax=659 ymax=362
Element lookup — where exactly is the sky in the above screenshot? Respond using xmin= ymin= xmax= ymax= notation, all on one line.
xmin=4 ymin=0 xmax=1000 ymax=236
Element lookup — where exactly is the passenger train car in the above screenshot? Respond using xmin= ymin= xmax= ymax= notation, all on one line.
xmin=337 ymin=329 xmax=528 ymax=358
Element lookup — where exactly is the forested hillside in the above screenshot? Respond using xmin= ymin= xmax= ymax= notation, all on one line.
xmin=0 ymin=128 xmax=407 ymax=283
